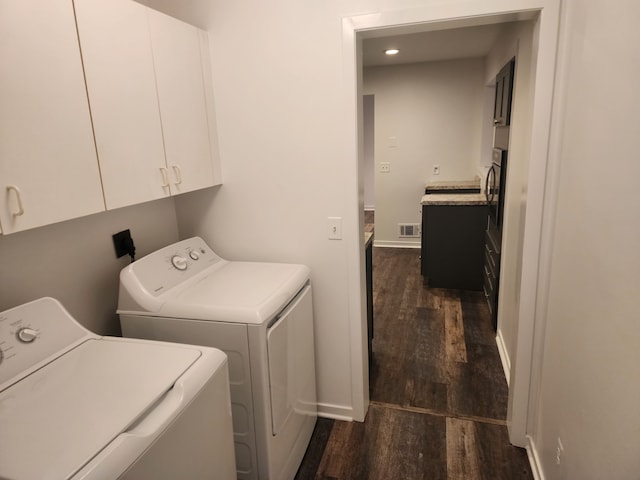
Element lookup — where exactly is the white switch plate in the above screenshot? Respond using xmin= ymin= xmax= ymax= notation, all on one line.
xmin=327 ymin=217 xmax=342 ymax=240
xmin=380 ymin=162 xmax=391 ymax=173
xmin=433 ymin=164 xmax=440 ymax=175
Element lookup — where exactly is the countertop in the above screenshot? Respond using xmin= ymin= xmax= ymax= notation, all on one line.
xmin=425 ymin=176 xmax=481 ymax=192
xmin=421 ymin=193 xmax=486 ymax=206
xmin=365 ymin=231 xmax=374 ymax=247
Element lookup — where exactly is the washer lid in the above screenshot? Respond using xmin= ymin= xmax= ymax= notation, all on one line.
xmin=158 ymin=262 xmax=310 ymax=324
xmin=0 ymin=338 xmax=200 ymax=480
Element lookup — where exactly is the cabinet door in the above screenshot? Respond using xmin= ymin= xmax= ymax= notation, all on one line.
xmin=493 ymin=59 xmax=514 ymax=127
xmin=198 ymin=30 xmax=223 ymax=186
xmin=148 ymin=10 xmax=216 ymax=195
xmin=493 ymin=73 xmax=505 ymax=126
xmin=0 ymin=0 xmax=104 ymax=234
xmin=75 ymin=0 xmax=170 ymax=210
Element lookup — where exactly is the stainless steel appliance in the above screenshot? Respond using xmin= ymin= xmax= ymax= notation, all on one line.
xmin=484 ymin=58 xmax=515 ymax=331
xmin=484 ymin=148 xmax=508 ymax=331
xmin=486 ymin=147 xmax=507 ymax=232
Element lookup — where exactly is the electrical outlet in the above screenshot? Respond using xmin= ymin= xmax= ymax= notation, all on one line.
xmin=380 ymin=162 xmax=391 ymax=173
xmin=113 ymin=229 xmax=136 ymax=260
xmin=433 ymin=164 xmax=440 ymax=175
xmin=556 ymin=437 xmax=564 ymax=465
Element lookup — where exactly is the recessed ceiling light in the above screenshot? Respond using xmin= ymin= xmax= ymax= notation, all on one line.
xmin=384 ymin=49 xmax=399 ymax=55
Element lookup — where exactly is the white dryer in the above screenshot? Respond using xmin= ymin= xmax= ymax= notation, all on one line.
xmin=117 ymin=237 xmax=317 ymax=480
xmin=0 ymin=297 xmax=236 ymax=480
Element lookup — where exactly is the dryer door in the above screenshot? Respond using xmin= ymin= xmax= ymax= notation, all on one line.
xmin=266 ymin=285 xmax=316 ymax=435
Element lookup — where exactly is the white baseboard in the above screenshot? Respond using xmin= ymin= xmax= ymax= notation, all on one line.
xmin=495 ymin=328 xmax=511 ymax=386
xmin=373 ymin=240 xmax=421 ymax=249
xmin=526 ymin=437 xmax=546 ymax=480
xmin=317 ymin=402 xmax=354 ymax=422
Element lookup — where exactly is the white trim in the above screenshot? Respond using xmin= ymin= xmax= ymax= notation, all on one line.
xmin=317 ymin=403 xmax=355 ymax=422
xmin=524 ymin=0 xmax=572 ymax=444
xmin=364 ymin=206 xmax=375 ymax=212
xmin=526 ymin=436 xmax=546 ymax=480
xmin=506 ymin=1 xmax=561 ymax=447
xmin=373 ymin=240 xmax=420 ymax=249
xmin=342 ymin=16 xmax=369 ymax=423
xmin=343 ymin=0 xmax=560 ymax=439
xmin=496 ymin=329 xmax=511 ymax=387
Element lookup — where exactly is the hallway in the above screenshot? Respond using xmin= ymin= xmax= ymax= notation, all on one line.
xmin=296 ymin=247 xmax=533 ymax=479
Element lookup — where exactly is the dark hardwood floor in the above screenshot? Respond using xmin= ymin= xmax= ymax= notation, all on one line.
xmin=296 ymin=246 xmax=533 ymax=480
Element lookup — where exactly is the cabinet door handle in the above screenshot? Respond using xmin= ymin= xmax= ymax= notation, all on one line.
xmin=172 ymin=165 xmax=182 ymax=185
xmin=6 ymin=185 xmax=24 ymax=217
xmin=159 ymin=167 xmax=170 ymax=188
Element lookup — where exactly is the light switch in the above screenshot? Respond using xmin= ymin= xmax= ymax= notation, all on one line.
xmin=327 ymin=217 xmax=342 ymax=240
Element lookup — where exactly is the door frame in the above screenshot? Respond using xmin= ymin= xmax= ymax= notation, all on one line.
xmin=342 ymin=0 xmax=561 ymax=447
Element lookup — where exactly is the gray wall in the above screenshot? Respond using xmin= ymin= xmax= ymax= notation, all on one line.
xmin=363 ymin=58 xmax=487 ymax=247
xmin=0 ymin=199 xmax=179 ymax=335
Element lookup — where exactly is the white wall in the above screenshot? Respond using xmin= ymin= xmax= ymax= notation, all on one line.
xmin=363 ymin=58 xmax=486 ymax=247
xmin=363 ymin=94 xmax=375 ymax=210
xmin=154 ymin=0 xmax=555 ymax=427
xmin=171 ymin=0 xmax=387 ymax=421
xmin=530 ymin=0 xmax=640 ymax=478
xmin=0 ymin=199 xmax=180 ymax=335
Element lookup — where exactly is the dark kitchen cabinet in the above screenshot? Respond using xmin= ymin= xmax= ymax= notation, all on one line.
xmin=485 ymin=58 xmax=515 ymax=329
xmin=493 ymin=58 xmax=515 ymax=127
xmin=424 ymin=186 xmax=481 ymax=195
xmin=421 ymin=204 xmax=486 ymax=291
xmin=483 ymin=226 xmax=501 ymax=330
xmin=365 ymin=232 xmax=374 ymax=371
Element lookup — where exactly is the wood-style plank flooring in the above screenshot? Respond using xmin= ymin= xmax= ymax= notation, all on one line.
xmin=295 ymin=245 xmax=533 ymax=480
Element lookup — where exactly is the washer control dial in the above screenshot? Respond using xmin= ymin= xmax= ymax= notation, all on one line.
xmin=189 ymin=250 xmax=200 ymax=261
xmin=17 ymin=327 xmax=38 ymax=343
xmin=171 ymin=255 xmax=188 ymax=271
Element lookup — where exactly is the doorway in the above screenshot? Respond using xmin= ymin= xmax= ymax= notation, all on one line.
xmin=344 ymin=1 xmax=561 ymax=449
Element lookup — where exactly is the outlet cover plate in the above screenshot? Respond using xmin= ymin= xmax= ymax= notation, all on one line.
xmin=328 ymin=217 xmax=342 ymax=240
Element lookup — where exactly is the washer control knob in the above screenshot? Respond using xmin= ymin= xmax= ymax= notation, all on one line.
xmin=17 ymin=327 xmax=38 ymax=343
xmin=189 ymin=250 xmax=200 ymax=261
xmin=171 ymin=255 xmax=188 ymax=271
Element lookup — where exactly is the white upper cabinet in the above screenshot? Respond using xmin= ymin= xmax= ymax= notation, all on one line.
xmin=0 ymin=0 xmax=221 ymax=234
xmin=0 ymin=0 xmax=105 ymax=234
xmin=74 ymin=0 xmax=169 ymax=210
xmin=75 ymin=0 xmax=219 ymax=210
xmin=148 ymin=9 xmax=217 ymax=195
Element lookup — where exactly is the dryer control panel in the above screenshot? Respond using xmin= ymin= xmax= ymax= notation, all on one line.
xmin=0 ymin=298 xmax=94 ymax=391
xmin=121 ymin=237 xmax=226 ymax=300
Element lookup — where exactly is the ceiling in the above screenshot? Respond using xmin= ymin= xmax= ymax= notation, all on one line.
xmin=362 ymin=23 xmax=514 ymax=67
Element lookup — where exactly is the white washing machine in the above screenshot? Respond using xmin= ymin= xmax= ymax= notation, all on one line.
xmin=117 ymin=237 xmax=317 ymax=480
xmin=0 ymin=297 xmax=236 ymax=480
